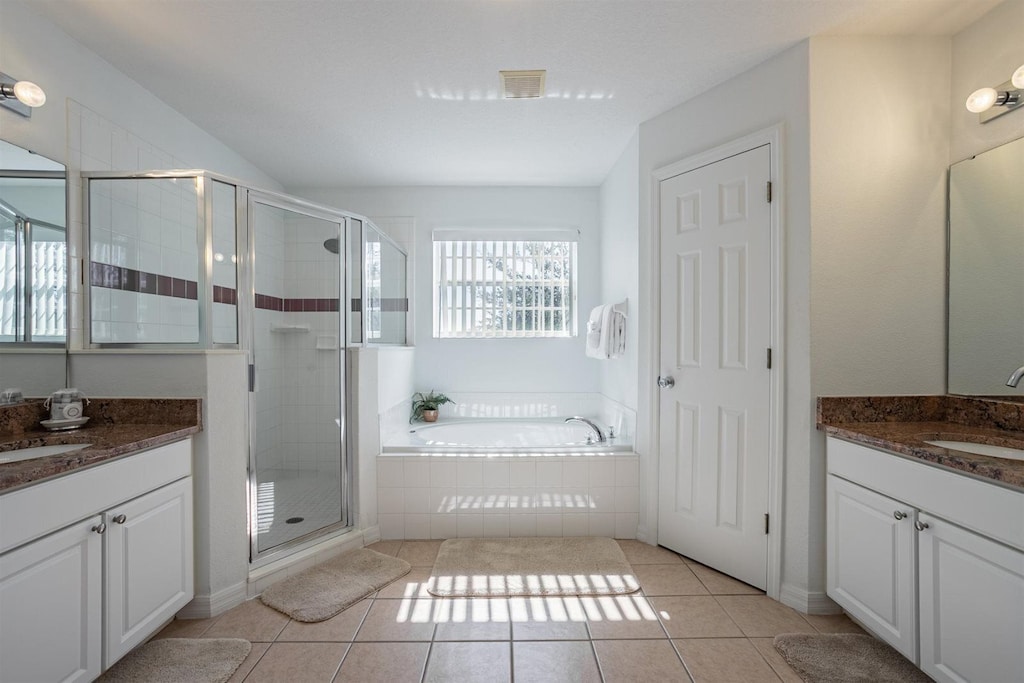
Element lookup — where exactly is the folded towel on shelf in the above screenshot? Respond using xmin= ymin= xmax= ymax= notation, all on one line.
xmin=609 ymin=307 xmax=627 ymax=358
xmin=585 ymin=305 xmax=612 ymax=359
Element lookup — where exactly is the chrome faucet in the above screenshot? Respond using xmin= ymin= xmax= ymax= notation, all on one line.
xmin=565 ymin=416 xmax=606 ymax=443
xmin=1006 ymin=366 xmax=1024 ymax=387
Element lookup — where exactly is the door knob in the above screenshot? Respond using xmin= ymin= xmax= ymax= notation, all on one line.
xmin=657 ymin=376 xmax=675 ymax=389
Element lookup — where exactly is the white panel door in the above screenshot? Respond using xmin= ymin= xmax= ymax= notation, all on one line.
xmin=0 ymin=517 xmax=103 ymax=683
xmin=657 ymin=144 xmax=771 ymax=589
xmin=826 ymin=475 xmax=918 ymax=661
xmin=918 ymin=514 xmax=1024 ymax=683
xmin=104 ymin=477 xmax=194 ymax=667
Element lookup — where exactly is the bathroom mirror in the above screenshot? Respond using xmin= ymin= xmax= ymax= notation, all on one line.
xmin=0 ymin=139 xmax=68 ymax=396
xmin=947 ymin=136 xmax=1024 ymax=395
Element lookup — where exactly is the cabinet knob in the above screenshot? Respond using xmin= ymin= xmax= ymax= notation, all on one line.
xmin=112 ymin=514 xmax=127 ymax=524
xmin=91 ymin=523 xmax=106 ymax=535
xmin=914 ymin=520 xmax=930 ymax=531
xmin=893 ymin=510 xmax=907 ymax=520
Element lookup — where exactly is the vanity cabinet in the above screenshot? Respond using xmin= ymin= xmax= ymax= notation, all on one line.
xmin=826 ymin=437 xmax=1024 ymax=683
xmin=0 ymin=439 xmax=193 ymax=682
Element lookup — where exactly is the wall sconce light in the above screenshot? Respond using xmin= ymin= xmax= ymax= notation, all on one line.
xmin=965 ymin=63 xmax=1024 ymax=123
xmin=0 ymin=71 xmax=46 ymax=118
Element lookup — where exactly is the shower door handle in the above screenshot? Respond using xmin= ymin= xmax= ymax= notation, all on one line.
xmin=248 ymin=363 xmax=256 ymax=392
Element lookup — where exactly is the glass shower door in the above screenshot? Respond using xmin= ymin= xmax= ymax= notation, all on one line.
xmin=247 ymin=192 xmax=347 ymax=559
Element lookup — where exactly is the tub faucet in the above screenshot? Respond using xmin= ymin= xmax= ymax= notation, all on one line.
xmin=1007 ymin=365 xmax=1024 ymax=387
xmin=565 ymin=416 xmax=606 ymax=443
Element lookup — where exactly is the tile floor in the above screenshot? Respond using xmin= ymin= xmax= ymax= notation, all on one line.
xmin=156 ymin=539 xmax=866 ymax=682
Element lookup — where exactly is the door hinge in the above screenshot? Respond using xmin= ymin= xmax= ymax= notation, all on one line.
xmin=766 ymin=347 xmax=772 ymax=369
xmin=764 ymin=513 xmax=770 ymax=535
xmin=766 ymin=181 xmax=772 ymax=203
xmin=248 ymin=363 xmax=256 ymax=392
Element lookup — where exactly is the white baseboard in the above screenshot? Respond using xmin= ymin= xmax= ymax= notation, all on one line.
xmin=362 ymin=525 xmax=381 ymax=544
xmin=779 ymin=582 xmax=843 ymax=615
xmin=177 ymin=581 xmax=248 ymax=619
xmin=635 ymin=523 xmax=651 ymax=544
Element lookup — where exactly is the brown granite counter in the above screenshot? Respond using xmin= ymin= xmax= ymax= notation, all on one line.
xmin=817 ymin=396 xmax=1024 ymax=491
xmin=0 ymin=398 xmax=202 ymax=492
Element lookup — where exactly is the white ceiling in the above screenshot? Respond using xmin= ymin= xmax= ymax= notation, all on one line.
xmin=30 ymin=0 xmax=999 ymax=187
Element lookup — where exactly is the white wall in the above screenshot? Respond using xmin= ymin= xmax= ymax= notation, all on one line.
xmin=294 ymin=186 xmax=602 ymax=394
xmin=950 ymin=0 xmax=1024 ymax=164
xmin=598 ymin=134 xmax=640 ymax=411
xmin=637 ymin=42 xmax=813 ymax=606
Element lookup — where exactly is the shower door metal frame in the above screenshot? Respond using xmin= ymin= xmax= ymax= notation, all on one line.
xmin=243 ymin=189 xmax=361 ymax=566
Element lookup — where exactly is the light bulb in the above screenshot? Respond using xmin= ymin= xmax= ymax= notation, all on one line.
xmin=213 ymin=252 xmax=225 ymax=262
xmin=12 ymin=80 xmax=45 ymax=108
xmin=965 ymin=87 xmax=998 ymax=113
xmin=1012 ymin=64 xmax=1024 ymax=90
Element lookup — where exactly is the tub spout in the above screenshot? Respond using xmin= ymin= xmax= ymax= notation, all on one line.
xmin=1008 ymin=365 xmax=1024 ymax=388
xmin=565 ymin=416 xmax=606 ymax=443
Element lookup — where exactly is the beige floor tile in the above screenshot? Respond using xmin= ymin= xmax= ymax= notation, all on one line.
xmin=650 ymin=596 xmax=743 ymax=638
xmin=244 ymin=642 xmax=349 ymax=683
xmin=423 ymin=641 xmax=511 ymax=683
xmin=365 ymin=540 xmax=403 ymax=556
xmin=617 ymin=540 xmax=684 ymax=564
xmin=276 ymin=599 xmax=372 ymax=642
xmin=433 ymin=598 xmax=512 ymax=640
xmin=376 ymin=567 xmax=436 ymax=599
xmin=202 ymin=599 xmax=290 ymax=642
xmin=583 ymin=595 xmax=667 ymax=639
xmin=689 ymin=564 xmax=763 ymax=595
xmin=513 ymin=641 xmax=601 ymax=682
xmin=396 ymin=540 xmax=443 ymax=566
xmin=635 ymin=564 xmax=710 ymax=596
xmin=674 ymin=638 xmax=781 ymax=682
xmin=714 ymin=596 xmax=816 ymax=638
xmin=152 ymin=616 xmax=218 ymax=639
xmin=801 ymin=612 xmax=866 ymax=634
xmin=355 ymin=598 xmax=437 ymax=641
xmin=509 ymin=596 xmax=590 ymax=640
xmin=334 ymin=642 xmax=429 ymax=682
xmin=593 ymin=639 xmax=691 ymax=682
xmin=750 ymin=638 xmax=803 ymax=683
xmin=226 ymin=642 xmax=270 ymax=683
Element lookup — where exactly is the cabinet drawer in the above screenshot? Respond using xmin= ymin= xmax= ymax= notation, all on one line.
xmin=0 ymin=439 xmax=191 ymax=554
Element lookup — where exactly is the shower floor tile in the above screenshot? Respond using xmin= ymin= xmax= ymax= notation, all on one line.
xmin=255 ymin=469 xmax=344 ymax=551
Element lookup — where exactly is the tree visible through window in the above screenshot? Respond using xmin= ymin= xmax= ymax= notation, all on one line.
xmin=434 ymin=237 xmax=577 ymax=338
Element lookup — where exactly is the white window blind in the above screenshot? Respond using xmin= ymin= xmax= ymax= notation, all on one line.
xmin=433 ymin=229 xmax=578 ymax=339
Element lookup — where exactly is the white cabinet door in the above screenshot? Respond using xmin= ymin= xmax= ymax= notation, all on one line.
xmin=826 ymin=475 xmax=917 ymax=661
xmin=918 ymin=514 xmax=1024 ymax=683
xmin=104 ymin=477 xmax=194 ymax=667
xmin=0 ymin=517 xmax=103 ymax=683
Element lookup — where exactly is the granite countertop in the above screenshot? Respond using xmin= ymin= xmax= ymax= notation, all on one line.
xmin=0 ymin=398 xmax=202 ymax=493
xmin=817 ymin=395 xmax=1024 ymax=491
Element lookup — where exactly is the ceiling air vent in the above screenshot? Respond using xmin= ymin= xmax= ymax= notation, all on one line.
xmin=500 ymin=70 xmax=546 ymax=99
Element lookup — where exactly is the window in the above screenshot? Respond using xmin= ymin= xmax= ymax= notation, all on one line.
xmin=433 ymin=229 xmax=577 ymax=338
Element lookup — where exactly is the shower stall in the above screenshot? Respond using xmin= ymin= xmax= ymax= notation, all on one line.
xmin=83 ymin=171 xmax=407 ymax=564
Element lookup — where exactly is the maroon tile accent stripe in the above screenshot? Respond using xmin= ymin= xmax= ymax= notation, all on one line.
xmin=350 ymin=298 xmax=408 ymax=312
xmin=91 ymin=262 xmax=345 ymax=313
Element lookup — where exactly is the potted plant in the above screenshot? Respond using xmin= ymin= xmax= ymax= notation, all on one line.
xmin=410 ymin=390 xmax=455 ymax=423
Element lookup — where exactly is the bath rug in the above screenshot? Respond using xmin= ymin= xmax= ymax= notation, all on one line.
xmin=260 ymin=547 xmax=410 ymax=622
xmin=97 ymin=638 xmax=251 ymax=683
xmin=773 ymin=633 xmax=931 ymax=683
xmin=427 ymin=537 xmax=640 ymax=597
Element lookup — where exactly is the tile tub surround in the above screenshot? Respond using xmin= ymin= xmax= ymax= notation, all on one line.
xmin=817 ymin=396 xmax=1024 ymax=489
xmin=0 ymin=398 xmax=201 ymax=492
xmin=376 ymin=455 xmax=641 ymax=541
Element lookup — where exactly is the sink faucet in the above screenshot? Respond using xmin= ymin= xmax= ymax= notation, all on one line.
xmin=1007 ymin=366 xmax=1024 ymax=387
xmin=565 ymin=416 xmax=606 ymax=443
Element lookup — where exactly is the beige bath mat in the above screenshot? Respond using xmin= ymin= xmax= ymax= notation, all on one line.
xmin=98 ymin=638 xmax=251 ymax=683
xmin=773 ymin=633 xmax=931 ymax=683
xmin=260 ymin=547 xmax=410 ymax=622
xmin=428 ymin=537 xmax=640 ymax=597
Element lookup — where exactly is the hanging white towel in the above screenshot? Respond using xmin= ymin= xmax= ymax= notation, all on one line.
xmin=609 ymin=307 xmax=627 ymax=358
xmin=585 ymin=305 xmax=612 ymax=359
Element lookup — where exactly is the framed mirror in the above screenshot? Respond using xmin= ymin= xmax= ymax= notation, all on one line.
xmin=0 ymin=139 xmax=68 ymax=396
xmin=947 ymin=136 xmax=1024 ymax=395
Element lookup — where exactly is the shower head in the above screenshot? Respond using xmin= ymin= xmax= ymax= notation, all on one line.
xmin=323 ymin=237 xmax=340 ymax=254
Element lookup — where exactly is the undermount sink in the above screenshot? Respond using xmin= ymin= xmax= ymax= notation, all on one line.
xmin=0 ymin=443 xmax=93 ymax=464
xmin=924 ymin=440 xmax=1024 ymax=461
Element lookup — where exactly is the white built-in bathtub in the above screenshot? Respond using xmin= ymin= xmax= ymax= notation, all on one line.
xmin=382 ymin=418 xmax=633 ymax=455
xmin=377 ymin=418 xmax=639 ymax=541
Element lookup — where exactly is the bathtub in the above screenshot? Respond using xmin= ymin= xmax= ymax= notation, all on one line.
xmin=382 ymin=418 xmax=633 ymax=455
